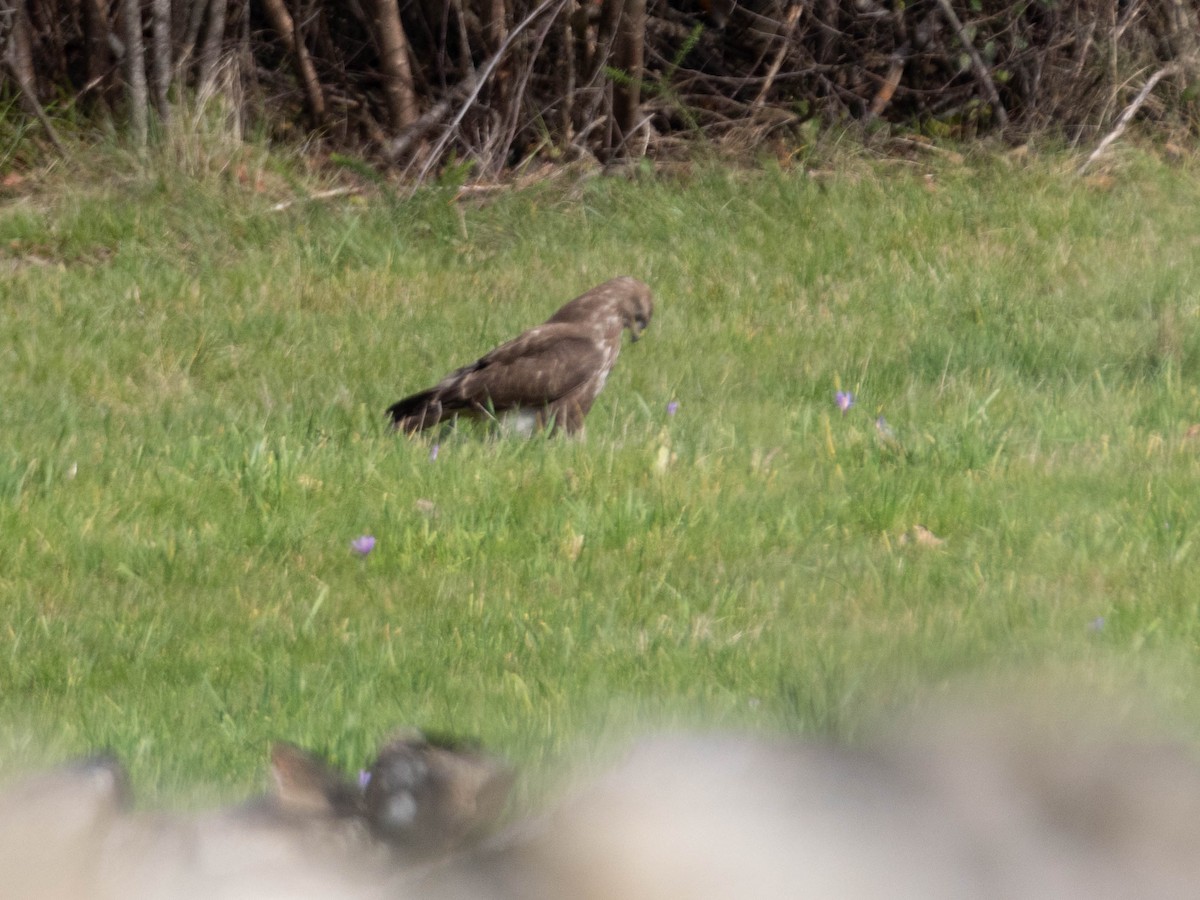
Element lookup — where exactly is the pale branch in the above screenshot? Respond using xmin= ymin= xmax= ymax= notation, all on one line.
xmin=269 ymin=187 xmax=362 ymax=212
xmin=753 ymin=3 xmax=803 ymax=109
xmin=867 ymin=57 xmax=906 ymax=119
xmin=1078 ymin=62 xmax=1181 ymax=175
xmin=383 ymin=92 xmax=460 ymax=163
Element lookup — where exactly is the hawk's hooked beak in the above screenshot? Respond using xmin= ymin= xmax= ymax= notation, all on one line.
xmin=629 ymin=318 xmax=649 ymax=342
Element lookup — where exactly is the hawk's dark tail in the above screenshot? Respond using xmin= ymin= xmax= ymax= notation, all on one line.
xmin=386 ymin=390 xmax=444 ymax=434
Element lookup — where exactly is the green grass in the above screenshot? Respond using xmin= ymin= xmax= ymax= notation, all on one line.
xmin=4 ymin=143 xmax=1200 ymax=805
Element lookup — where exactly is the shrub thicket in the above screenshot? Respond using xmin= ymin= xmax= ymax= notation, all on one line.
xmin=1 ymin=0 xmax=1197 ymax=175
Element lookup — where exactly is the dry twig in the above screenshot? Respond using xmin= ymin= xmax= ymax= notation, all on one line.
xmin=1078 ymin=62 xmax=1180 ymax=174
xmin=753 ymin=4 xmax=803 ymax=109
xmin=269 ymin=186 xmax=362 ymax=212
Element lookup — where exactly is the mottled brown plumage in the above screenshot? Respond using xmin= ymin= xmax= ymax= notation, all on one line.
xmin=387 ymin=277 xmax=653 ymax=436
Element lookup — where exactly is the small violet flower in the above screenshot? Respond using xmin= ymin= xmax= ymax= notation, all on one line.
xmin=667 ymin=401 xmax=679 ymax=417
xmin=350 ymin=535 xmax=376 ymax=556
xmin=835 ymin=391 xmax=855 ymax=415
xmin=429 ymin=443 xmax=440 ymax=462
xmin=358 ymin=769 xmax=372 ymax=790
xmin=1087 ymin=616 xmax=1106 ymax=633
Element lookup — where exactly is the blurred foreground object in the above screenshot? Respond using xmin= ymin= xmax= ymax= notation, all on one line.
xmin=6 ymin=696 xmax=1200 ymax=898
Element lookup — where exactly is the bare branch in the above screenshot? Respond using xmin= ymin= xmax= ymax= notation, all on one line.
xmin=1078 ymin=63 xmax=1180 ymax=174
xmin=270 ymin=187 xmax=362 ymax=212
xmin=392 ymin=0 xmax=568 ymax=176
xmin=753 ymin=4 xmax=804 ymax=109
xmin=933 ymin=0 xmax=1008 ymax=129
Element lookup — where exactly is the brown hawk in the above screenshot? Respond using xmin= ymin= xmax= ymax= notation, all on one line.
xmin=386 ymin=276 xmax=653 ymax=436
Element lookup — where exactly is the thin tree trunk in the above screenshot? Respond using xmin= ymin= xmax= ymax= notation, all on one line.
xmin=81 ymin=0 xmax=113 ymax=94
xmin=235 ymin=0 xmax=260 ymax=112
xmin=451 ymin=0 xmax=475 ymax=83
xmin=259 ymin=0 xmax=325 ymax=124
xmin=120 ymin=0 xmax=149 ymax=146
xmin=487 ymin=0 xmax=506 ymax=49
xmin=373 ymin=0 xmax=419 ymax=130
xmin=593 ymin=0 xmax=624 ymax=155
xmin=198 ymin=0 xmax=227 ymax=92
xmin=5 ymin=0 xmax=35 ymax=93
xmin=151 ymin=0 xmax=172 ymax=120
xmin=558 ymin=6 xmax=575 ymax=143
xmin=612 ymin=0 xmax=645 ymax=153
xmin=3 ymin=0 xmax=68 ymax=154
xmin=569 ymin=0 xmax=593 ymax=136
xmin=182 ymin=0 xmax=207 ymax=66
xmin=486 ymin=0 xmax=508 ymax=114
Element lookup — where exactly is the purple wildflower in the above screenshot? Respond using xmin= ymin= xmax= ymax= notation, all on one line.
xmin=350 ymin=535 xmax=376 ymax=556
xmin=429 ymin=443 xmax=440 ymax=462
xmin=1087 ymin=616 xmax=1105 ymax=633
xmin=667 ymin=401 xmax=679 ymax=417
xmin=358 ymin=769 xmax=372 ymax=790
xmin=835 ymin=391 xmax=855 ymax=415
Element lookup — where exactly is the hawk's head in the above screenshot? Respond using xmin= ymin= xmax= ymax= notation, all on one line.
xmin=546 ymin=276 xmax=654 ymax=343
xmin=612 ymin=276 xmax=654 ymax=342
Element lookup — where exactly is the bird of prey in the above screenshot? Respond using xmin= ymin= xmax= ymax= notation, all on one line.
xmin=386 ymin=276 xmax=653 ymax=436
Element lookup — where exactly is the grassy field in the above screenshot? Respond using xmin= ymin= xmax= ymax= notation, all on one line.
xmin=3 ymin=141 xmax=1200 ymax=805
